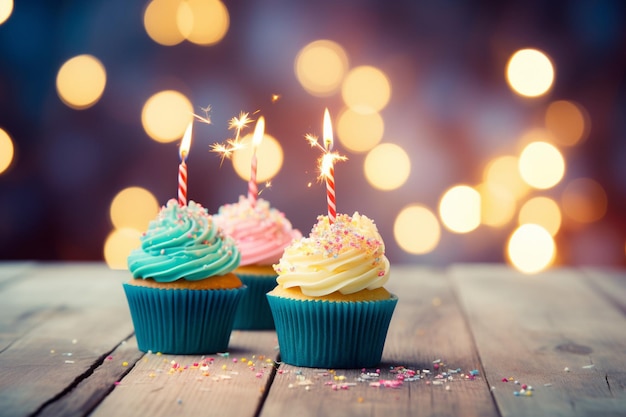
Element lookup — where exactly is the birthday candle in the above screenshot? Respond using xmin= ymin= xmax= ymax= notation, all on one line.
xmin=178 ymin=122 xmax=193 ymax=206
xmin=322 ymin=109 xmax=336 ymax=224
xmin=248 ymin=116 xmax=265 ymax=206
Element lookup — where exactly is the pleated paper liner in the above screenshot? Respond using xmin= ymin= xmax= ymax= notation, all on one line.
xmin=267 ymin=293 xmax=398 ymax=368
xmin=123 ymin=284 xmax=247 ymax=354
xmin=232 ymin=273 xmax=277 ymax=330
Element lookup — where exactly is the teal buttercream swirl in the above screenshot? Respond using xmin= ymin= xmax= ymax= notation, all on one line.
xmin=127 ymin=199 xmax=241 ymax=282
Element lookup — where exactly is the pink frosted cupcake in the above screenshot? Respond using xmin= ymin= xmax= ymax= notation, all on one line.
xmin=214 ymin=195 xmax=301 ymax=329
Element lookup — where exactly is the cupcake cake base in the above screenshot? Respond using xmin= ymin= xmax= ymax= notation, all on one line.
xmin=123 ymin=275 xmax=246 ymax=354
xmin=267 ymin=287 xmax=398 ymax=369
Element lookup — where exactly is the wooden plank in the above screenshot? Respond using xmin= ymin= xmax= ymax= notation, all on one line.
xmin=581 ymin=268 xmax=626 ymax=315
xmin=260 ymin=266 xmax=499 ymax=417
xmin=450 ymin=264 xmax=626 ymax=417
xmin=90 ymin=330 xmax=279 ymax=417
xmin=0 ymin=261 xmax=35 ymax=286
xmin=36 ymin=336 xmax=144 ymax=417
xmin=0 ymin=263 xmax=134 ymax=417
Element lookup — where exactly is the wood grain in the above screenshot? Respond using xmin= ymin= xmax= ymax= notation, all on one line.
xmin=90 ymin=330 xmax=279 ymax=417
xmin=2 ymin=262 xmax=626 ymax=417
xmin=581 ymin=268 xmax=626 ymax=315
xmin=0 ymin=263 xmax=134 ymax=417
xmin=450 ymin=264 xmax=626 ymax=417
xmin=260 ymin=266 xmax=499 ymax=417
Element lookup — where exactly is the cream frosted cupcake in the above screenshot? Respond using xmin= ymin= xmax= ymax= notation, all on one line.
xmin=214 ymin=195 xmax=301 ymax=329
xmin=267 ymin=212 xmax=397 ymax=368
xmin=124 ymin=199 xmax=246 ymax=354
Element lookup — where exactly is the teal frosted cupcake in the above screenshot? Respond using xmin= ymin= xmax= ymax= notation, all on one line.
xmin=124 ymin=199 xmax=245 ymax=354
xmin=214 ymin=196 xmax=301 ymax=330
xmin=267 ymin=212 xmax=397 ymax=369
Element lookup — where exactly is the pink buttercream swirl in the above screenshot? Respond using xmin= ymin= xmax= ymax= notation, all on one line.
xmin=214 ymin=196 xmax=302 ymax=266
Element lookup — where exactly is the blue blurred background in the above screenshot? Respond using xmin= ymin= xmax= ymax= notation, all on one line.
xmin=0 ymin=0 xmax=624 ymax=269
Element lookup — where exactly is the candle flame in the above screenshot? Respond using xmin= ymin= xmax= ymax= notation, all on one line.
xmin=323 ymin=108 xmax=333 ymax=151
xmin=252 ymin=116 xmax=265 ymax=148
xmin=304 ymin=110 xmax=347 ymax=183
xmin=180 ymin=122 xmax=193 ymax=160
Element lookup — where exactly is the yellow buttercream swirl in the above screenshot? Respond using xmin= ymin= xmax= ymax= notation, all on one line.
xmin=273 ymin=212 xmax=390 ymax=296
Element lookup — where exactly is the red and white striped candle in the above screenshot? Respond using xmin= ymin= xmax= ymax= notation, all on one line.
xmin=178 ymin=122 xmax=193 ymax=206
xmin=322 ymin=109 xmax=336 ymax=224
xmin=248 ymin=116 xmax=265 ymax=206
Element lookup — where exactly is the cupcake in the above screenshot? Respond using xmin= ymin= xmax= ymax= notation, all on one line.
xmin=267 ymin=212 xmax=397 ymax=368
xmin=124 ymin=199 xmax=246 ymax=354
xmin=214 ymin=195 xmax=301 ymax=329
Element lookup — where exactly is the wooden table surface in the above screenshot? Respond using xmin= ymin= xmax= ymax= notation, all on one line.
xmin=0 ymin=262 xmax=625 ymax=417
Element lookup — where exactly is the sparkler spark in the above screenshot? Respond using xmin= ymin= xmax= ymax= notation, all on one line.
xmin=193 ymin=105 xmax=212 ymax=125
xmin=304 ymin=132 xmax=347 ymax=182
xmin=258 ymin=180 xmax=272 ymax=196
xmin=210 ymin=111 xmax=254 ymax=166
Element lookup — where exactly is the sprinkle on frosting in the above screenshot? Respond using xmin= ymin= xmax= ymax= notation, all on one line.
xmin=273 ymin=212 xmax=390 ymax=296
xmin=127 ymin=199 xmax=240 ymax=282
xmin=213 ymin=196 xmax=301 ymax=266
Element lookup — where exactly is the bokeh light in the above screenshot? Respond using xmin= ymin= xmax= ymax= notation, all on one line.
xmin=295 ymin=40 xmax=349 ymax=97
xmin=336 ymin=108 xmax=384 ymax=153
xmin=439 ymin=185 xmax=481 ymax=233
xmin=507 ymin=223 xmax=555 ymax=273
xmin=0 ymin=128 xmax=14 ymax=174
xmin=483 ymin=155 xmax=530 ymax=200
xmin=104 ymin=228 xmax=142 ymax=270
xmin=110 ymin=187 xmax=160 ymax=230
xmin=518 ymin=196 xmax=561 ymax=236
xmin=177 ymin=0 xmax=229 ymax=46
xmin=561 ymin=178 xmax=608 ymax=224
xmin=518 ymin=141 xmax=565 ymax=189
xmin=56 ymin=55 xmax=107 ymax=110
xmin=545 ymin=100 xmax=590 ymax=147
xmin=144 ymin=0 xmax=185 ymax=46
xmin=363 ymin=143 xmax=410 ymax=191
xmin=0 ymin=0 xmax=13 ymax=25
xmin=232 ymin=132 xmax=283 ymax=183
xmin=477 ymin=183 xmax=516 ymax=227
xmin=506 ymin=48 xmax=555 ymax=98
xmin=341 ymin=66 xmax=391 ymax=114
xmin=141 ymin=90 xmax=194 ymax=143
xmin=394 ymin=204 xmax=441 ymax=255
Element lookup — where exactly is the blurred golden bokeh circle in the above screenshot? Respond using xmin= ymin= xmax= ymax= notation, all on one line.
xmin=336 ymin=109 xmax=384 ymax=153
xmin=295 ymin=40 xmax=349 ymax=97
xmin=56 ymin=54 xmax=107 ymax=110
xmin=394 ymin=204 xmax=441 ymax=255
xmin=232 ymin=133 xmax=284 ymax=183
xmin=363 ymin=143 xmax=410 ymax=190
xmin=141 ymin=90 xmax=194 ymax=143
xmin=110 ymin=187 xmax=160 ymax=230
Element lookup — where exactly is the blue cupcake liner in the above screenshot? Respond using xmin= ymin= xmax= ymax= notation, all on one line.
xmin=123 ymin=283 xmax=246 ymax=354
xmin=267 ymin=293 xmax=398 ymax=368
xmin=232 ymin=273 xmax=277 ymax=330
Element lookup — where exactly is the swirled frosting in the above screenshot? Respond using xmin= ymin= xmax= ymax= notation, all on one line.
xmin=273 ymin=212 xmax=390 ymax=296
xmin=127 ymin=199 xmax=240 ymax=282
xmin=213 ymin=196 xmax=302 ymax=266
